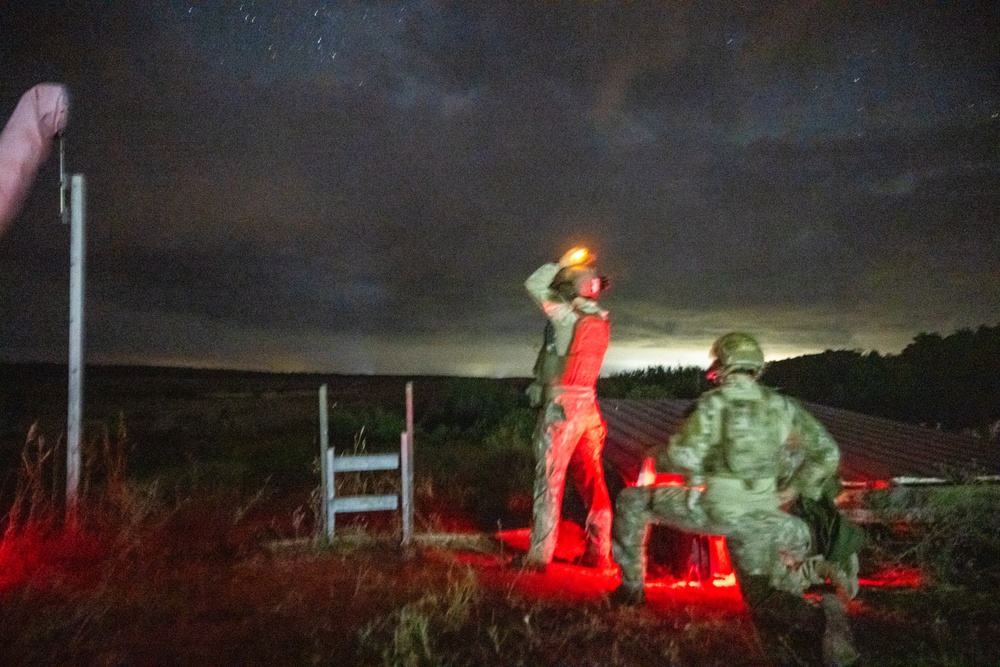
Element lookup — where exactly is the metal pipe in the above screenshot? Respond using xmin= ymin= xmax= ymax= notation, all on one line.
xmin=66 ymin=173 xmax=86 ymax=524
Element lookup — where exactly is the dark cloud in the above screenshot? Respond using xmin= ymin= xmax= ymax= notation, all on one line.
xmin=1 ymin=1 xmax=997 ymax=375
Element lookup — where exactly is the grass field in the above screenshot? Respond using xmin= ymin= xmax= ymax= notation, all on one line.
xmin=1 ymin=365 xmax=999 ymax=666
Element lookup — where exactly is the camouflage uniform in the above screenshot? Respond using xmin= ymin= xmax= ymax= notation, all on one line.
xmin=523 ymin=257 xmax=612 ymax=568
xmin=611 ymin=332 xmax=859 ymax=665
xmin=612 ymin=373 xmax=839 ymax=595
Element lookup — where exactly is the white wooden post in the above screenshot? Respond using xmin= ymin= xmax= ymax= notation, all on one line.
xmin=66 ymin=173 xmax=85 ymax=524
xmin=401 ymin=381 xmax=414 ymax=545
xmin=327 ymin=448 xmax=401 ymax=538
xmin=325 ymin=446 xmax=336 ymax=540
xmin=318 ymin=382 xmax=415 ymax=545
xmin=318 ymin=383 xmax=330 ymax=538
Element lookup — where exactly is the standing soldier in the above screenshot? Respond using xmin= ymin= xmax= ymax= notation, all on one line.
xmin=521 ymin=247 xmax=613 ymax=571
xmin=611 ymin=332 xmax=859 ymax=666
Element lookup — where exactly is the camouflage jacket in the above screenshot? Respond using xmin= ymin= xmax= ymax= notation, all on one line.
xmin=656 ymin=375 xmax=840 ymax=501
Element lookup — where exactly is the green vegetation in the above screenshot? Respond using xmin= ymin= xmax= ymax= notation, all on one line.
xmin=3 ymin=414 xmax=1000 ymax=666
xmin=0 ymin=322 xmax=997 ymax=664
xmin=762 ymin=324 xmax=1000 ymax=437
xmin=598 ymin=365 xmax=711 ymax=400
xmin=414 ymin=377 xmax=537 ymax=530
xmin=595 ymin=324 xmax=1000 ymax=439
xmin=865 ymin=482 xmax=1000 ymax=589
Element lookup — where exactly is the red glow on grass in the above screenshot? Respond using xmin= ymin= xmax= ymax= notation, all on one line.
xmin=859 ymin=566 xmax=924 ymax=588
xmin=651 ymin=572 xmax=739 ymax=590
xmin=506 ymin=560 xmax=621 ymax=600
xmin=494 ymin=518 xmax=927 ymax=608
xmin=494 ymin=521 xmax=739 ymax=601
xmin=0 ymin=523 xmax=107 ymax=592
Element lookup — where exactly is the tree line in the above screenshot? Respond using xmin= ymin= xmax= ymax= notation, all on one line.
xmin=599 ymin=324 xmax=1000 ymax=440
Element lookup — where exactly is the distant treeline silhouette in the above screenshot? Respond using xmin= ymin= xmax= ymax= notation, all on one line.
xmin=599 ymin=324 xmax=1000 ymax=440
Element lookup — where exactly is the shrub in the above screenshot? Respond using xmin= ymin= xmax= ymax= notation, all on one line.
xmin=419 ymin=378 xmax=529 ymax=442
xmin=483 ymin=407 xmax=536 ymax=454
xmin=598 ymin=366 xmax=710 ymax=400
xmin=329 ymin=406 xmax=406 ymax=448
xmin=864 ymin=481 xmax=1000 ymax=588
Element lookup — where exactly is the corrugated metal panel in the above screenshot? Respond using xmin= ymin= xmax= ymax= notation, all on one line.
xmin=600 ymin=399 xmax=691 ymax=483
xmin=600 ymin=398 xmax=998 ymax=486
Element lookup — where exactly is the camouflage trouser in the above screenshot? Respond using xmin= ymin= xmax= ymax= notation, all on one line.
xmin=611 ymin=476 xmax=813 ymax=595
xmin=526 ymin=390 xmax=612 ymax=565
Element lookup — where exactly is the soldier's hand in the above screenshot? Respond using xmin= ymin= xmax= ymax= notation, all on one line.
xmin=685 ymin=486 xmax=703 ymax=512
xmin=559 ymin=246 xmax=591 ymax=267
xmin=525 ymin=383 xmax=544 ymax=408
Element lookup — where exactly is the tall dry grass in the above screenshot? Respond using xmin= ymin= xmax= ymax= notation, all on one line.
xmin=0 ymin=417 xmax=160 ymax=590
xmin=4 ymin=400 xmax=1000 ymax=665
xmin=2 ymin=416 xmax=155 ymax=533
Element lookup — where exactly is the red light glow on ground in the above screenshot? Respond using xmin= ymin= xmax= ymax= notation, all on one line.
xmin=859 ymin=566 xmax=924 ymax=588
xmin=0 ymin=516 xmax=924 ymax=609
xmin=0 ymin=523 xmax=107 ymax=592
xmin=494 ymin=522 xmax=741 ymax=603
xmin=493 ymin=519 xmax=924 ymax=605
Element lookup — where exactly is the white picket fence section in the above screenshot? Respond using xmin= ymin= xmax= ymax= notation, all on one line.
xmin=318 ymin=382 xmax=414 ymax=546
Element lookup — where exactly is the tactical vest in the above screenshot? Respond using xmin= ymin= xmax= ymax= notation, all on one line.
xmin=705 ymin=389 xmax=786 ymax=480
xmin=532 ymin=321 xmax=558 ymax=384
xmin=556 ymin=312 xmax=609 ymax=387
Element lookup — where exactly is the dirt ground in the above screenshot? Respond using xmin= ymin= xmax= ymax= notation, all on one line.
xmin=0 ymin=490 xmax=766 ymax=666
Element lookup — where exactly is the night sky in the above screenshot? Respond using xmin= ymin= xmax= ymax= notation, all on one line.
xmin=1 ymin=2 xmax=997 ymax=376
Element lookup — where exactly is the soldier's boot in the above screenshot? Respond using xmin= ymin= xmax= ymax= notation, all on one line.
xmin=512 ymin=552 xmax=548 ymax=573
xmin=609 ymin=581 xmax=646 ymax=606
xmin=821 ymin=593 xmax=860 ymax=666
xmin=741 ymin=575 xmax=824 ymax=665
xmin=580 ymin=547 xmax=617 ymax=573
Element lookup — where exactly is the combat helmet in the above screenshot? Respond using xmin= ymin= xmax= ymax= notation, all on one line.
xmin=551 ymin=248 xmax=604 ymax=300
xmin=708 ymin=332 xmax=765 ymax=381
xmin=551 ymin=265 xmax=600 ymax=299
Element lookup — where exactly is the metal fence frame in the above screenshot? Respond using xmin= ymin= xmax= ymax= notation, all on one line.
xmin=318 ymin=382 xmax=414 ymax=546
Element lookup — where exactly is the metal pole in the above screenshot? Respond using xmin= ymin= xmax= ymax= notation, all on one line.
xmin=326 ymin=447 xmax=336 ymax=539
xmin=401 ymin=381 xmax=414 ymax=545
xmin=318 ymin=383 xmax=329 ymax=539
xmin=66 ymin=174 xmax=85 ymax=524
xmin=59 ymin=134 xmax=67 ymax=224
